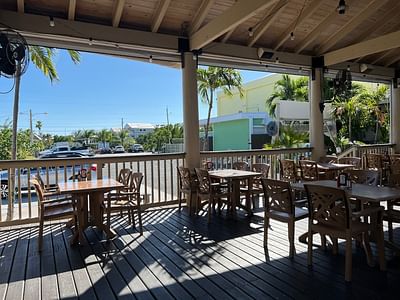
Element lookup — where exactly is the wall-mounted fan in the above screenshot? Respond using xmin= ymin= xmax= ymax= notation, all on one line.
xmin=333 ymin=69 xmax=352 ymax=99
xmin=0 ymin=29 xmax=29 ymax=78
xmin=266 ymin=121 xmax=278 ymax=136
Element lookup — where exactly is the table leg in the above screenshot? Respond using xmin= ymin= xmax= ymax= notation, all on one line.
xmin=70 ymin=194 xmax=88 ymax=245
xmin=89 ymin=191 xmax=116 ymax=239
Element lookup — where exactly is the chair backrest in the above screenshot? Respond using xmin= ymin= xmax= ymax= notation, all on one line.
xmin=338 ymin=157 xmax=361 ymax=169
xmin=195 ymin=168 xmax=210 ymax=194
xmin=31 ymin=178 xmax=44 ymax=204
xmin=365 ymin=153 xmax=383 ymax=169
xmin=261 ymin=179 xmax=294 ymax=214
xmin=118 ymin=168 xmax=132 ymax=187
xmin=129 ymin=172 xmax=143 ymax=194
xmin=347 ymin=169 xmax=379 ymax=186
xmin=390 ymin=157 xmax=400 ymax=175
xmin=319 ymin=156 xmax=337 ymax=163
xmin=299 ymin=160 xmax=319 ymax=181
xmin=35 ymin=173 xmax=46 ymax=190
xmin=305 ymin=184 xmax=351 ymax=230
xmin=203 ymin=161 xmax=214 ymax=171
xmin=177 ymin=166 xmax=192 ymax=190
xmin=232 ymin=161 xmax=249 ymax=171
xmin=279 ymin=159 xmax=297 ymax=182
xmin=252 ymin=163 xmax=270 ymax=178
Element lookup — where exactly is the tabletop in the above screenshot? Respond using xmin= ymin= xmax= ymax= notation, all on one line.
xmin=291 ymin=180 xmax=400 ymax=203
xmin=58 ymin=178 xmax=125 ymax=194
xmin=317 ymin=163 xmax=355 ymax=171
xmin=209 ymin=169 xmax=262 ymax=179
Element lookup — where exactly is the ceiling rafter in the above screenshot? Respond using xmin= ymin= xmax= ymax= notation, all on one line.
xmin=68 ymin=0 xmax=76 ymax=21
xmin=247 ymin=0 xmax=288 ymax=47
xmin=384 ymin=51 xmax=400 ymax=67
xmin=371 ymin=48 xmax=397 ymax=65
xmin=317 ymin=0 xmax=388 ymax=55
xmin=189 ymin=0 xmax=215 ymax=35
xmin=354 ymin=2 xmax=400 ymax=63
xmin=324 ymin=30 xmax=400 ymax=66
xmin=112 ymin=0 xmax=125 ymax=28
xmin=151 ymin=0 xmax=171 ymax=33
xmin=273 ymin=0 xmax=324 ymax=51
xmin=190 ymin=0 xmax=277 ymax=50
xmin=221 ymin=27 xmax=236 ymax=43
xmin=17 ymin=0 xmax=24 ymax=13
xmin=295 ymin=0 xmax=355 ymax=54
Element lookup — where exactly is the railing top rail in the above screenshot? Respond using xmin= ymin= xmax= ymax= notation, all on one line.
xmin=0 ymin=152 xmax=186 ymax=169
xmin=358 ymin=143 xmax=395 ymax=149
xmin=200 ymin=147 xmax=312 ymax=157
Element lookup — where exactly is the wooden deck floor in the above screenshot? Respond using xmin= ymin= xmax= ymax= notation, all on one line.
xmin=1 ymin=206 xmax=400 ymax=300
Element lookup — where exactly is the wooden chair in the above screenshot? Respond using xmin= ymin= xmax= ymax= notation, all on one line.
xmin=31 ymin=178 xmax=77 ymax=251
xmin=389 ymin=157 xmax=400 ymax=175
xmin=177 ymin=166 xmax=197 ymax=213
xmin=299 ymin=160 xmax=322 ymax=181
xmin=338 ymin=157 xmax=361 ymax=169
xmin=106 ymin=172 xmax=143 ymax=233
xmin=261 ymin=179 xmax=308 ymax=257
xmin=240 ymin=163 xmax=270 ymax=209
xmin=319 ymin=155 xmax=337 ymax=163
xmin=194 ymin=168 xmax=231 ymax=223
xmin=232 ymin=161 xmax=249 ymax=170
xmin=384 ymin=174 xmax=400 ymax=242
xmin=305 ymin=184 xmax=385 ymax=282
xmin=203 ymin=161 xmax=214 ymax=171
xmin=347 ymin=169 xmax=379 ymax=186
xmin=279 ymin=159 xmax=298 ymax=182
xmin=118 ymin=168 xmax=132 ymax=191
xmin=365 ymin=153 xmax=387 ymax=184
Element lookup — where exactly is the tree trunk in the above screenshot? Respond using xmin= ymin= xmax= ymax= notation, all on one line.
xmin=204 ymin=90 xmax=213 ymax=151
xmin=9 ymin=64 xmax=21 ymax=220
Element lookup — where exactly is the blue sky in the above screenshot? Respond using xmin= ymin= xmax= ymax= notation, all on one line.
xmin=0 ymin=50 xmax=269 ymax=135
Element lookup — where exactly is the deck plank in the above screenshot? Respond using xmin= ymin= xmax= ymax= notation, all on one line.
xmin=0 ymin=206 xmax=400 ymax=300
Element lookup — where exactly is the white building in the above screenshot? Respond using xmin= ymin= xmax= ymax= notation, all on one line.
xmin=124 ymin=123 xmax=156 ymax=138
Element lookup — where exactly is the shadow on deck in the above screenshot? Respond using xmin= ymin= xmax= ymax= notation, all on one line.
xmin=0 ymin=206 xmax=400 ymax=300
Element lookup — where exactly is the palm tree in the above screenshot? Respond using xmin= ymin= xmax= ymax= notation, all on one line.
xmin=97 ymin=129 xmax=113 ymax=144
xmin=11 ymin=47 xmax=80 ymax=160
xmin=265 ymin=125 xmax=308 ymax=149
xmin=265 ymin=75 xmax=308 ymax=118
xmin=197 ymin=67 xmax=243 ymax=150
xmin=118 ymin=129 xmax=130 ymax=146
xmin=80 ymin=129 xmax=95 ymax=145
xmin=35 ymin=120 xmax=43 ymax=133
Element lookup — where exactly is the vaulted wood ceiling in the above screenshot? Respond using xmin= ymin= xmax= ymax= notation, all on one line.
xmin=1 ymin=0 xmax=399 ymax=71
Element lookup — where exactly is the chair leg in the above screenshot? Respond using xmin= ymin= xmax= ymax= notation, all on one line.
xmin=131 ymin=209 xmax=136 ymax=228
xmin=107 ymin=200 xmax=111 ymax=230
xmin=388 ymin=220 xmax=394 ymax=242
xmin=137 ymin=207 xmax=143 ymax=235
xmin=207 ymin=199 xmax=212 ymax=223
xmin=332 ymin=237 xmax=339 ymax=256
xmin=320 ymin=234 xmax=327 ymax=250
xmin=307 ymin=229 xmax=313 ymax=266
xmin=345 ymin=232 xmax=353 ymax=282
xmin=377 ymin=221 xmax=387 ymax=271
xmin=288 ymin=220 xmax=295 ymax=258
xmin=38 ymin=218 xmax=44 ymax=252
xmin=362 ymin=232 xmax=374 ymax=267
xmin=264 ymin=216 xmax=270 ymax=248
xmin=127 ymin=208 xmax=132 ymax=224
xmin=178 ymin=191 xmax=182 ymax=211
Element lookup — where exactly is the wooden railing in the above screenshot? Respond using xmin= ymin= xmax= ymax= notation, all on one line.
xmin=337 ymin=143 xmax=395 ymax=168
xmin=200 ymin=147 xmax=313 ymax=179
xmin=0 ymin=153 xmax=185 ymax=225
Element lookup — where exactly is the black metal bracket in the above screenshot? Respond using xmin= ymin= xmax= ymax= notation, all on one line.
xmin=311 ymin=56 xmax=325 ymax=80
xmin=394 ymin=69 xmax=400 ymax=88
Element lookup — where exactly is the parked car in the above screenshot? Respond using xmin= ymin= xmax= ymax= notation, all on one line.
xmin=113 ymin=145 xmax=125 ymax=153
xmin=130 ymin=144 xmax=144 ymax=153
xmin=98 ymin=147 xmax=113 ymax=154
xmin=39 ymin=151 xmax=91 ymax=159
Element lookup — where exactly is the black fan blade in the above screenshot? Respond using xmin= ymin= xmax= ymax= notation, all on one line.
xmin=12 ymin=45 xmax=26 ymax=62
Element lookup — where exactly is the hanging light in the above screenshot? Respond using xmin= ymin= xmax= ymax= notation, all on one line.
xmin=149 ymin=55 xmax=153 ymax=63
xmin=88 ymin=37 xmax=93 ymax=46
xmin=49 ymin=16 xmax=55 ymax=27
xmin=248 ymin=27 xmax=254 ymax=37
xmin=290 ymin=32 xmax=295 ymax=41
xmin=275 ymin=57 xmax=280 ymax=64
xmin=337 ymin=0 xmax=346 ymax=15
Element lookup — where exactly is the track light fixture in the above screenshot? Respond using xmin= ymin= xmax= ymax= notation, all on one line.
xmin=88 ymin=37 xmax=93 ymax=46
xmin=275 ymin=57 xmax=280 ymax=64
xmin=337 ymin=0 xmax=346 ymax=15
xmin=290 ymin=32 xmax=295 ymax=41
xmin=149 ymin=55 xmax=153 ymax=63
xmin=248 ymin=27 xmax=254 ymax=37
xmin=49 ymin=16 xmax=55 ymax=27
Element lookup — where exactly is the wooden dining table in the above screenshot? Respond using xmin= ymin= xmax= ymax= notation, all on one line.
xmin=292 ymin=180 xmax=400 ymax=254
xmin=58 ymin=178 xmax=125 ymax=244
xmin=209 ymin=169 xmax=261 ymax=216
xmin=317 ymin=162 xmax=355 ymax=172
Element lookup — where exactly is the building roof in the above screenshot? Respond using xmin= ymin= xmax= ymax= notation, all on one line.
xmin=125 ymin=123 xmax=156 ymax=130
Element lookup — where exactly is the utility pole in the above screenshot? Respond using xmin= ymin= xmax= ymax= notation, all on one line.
xmin=121 ymin=117 xmax=124 ymax=131
xmin=166 ymin=107 xmax=170 ymax=126
xmin=29 ymin=109 xmax=33 ymax=145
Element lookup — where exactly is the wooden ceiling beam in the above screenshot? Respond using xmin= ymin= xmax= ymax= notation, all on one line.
xmin=317 ymin=0 xmax=388 ymax=55
xmin=371 ymin=49 xmax=396 ymax=65
xmin=190 ymin=0 xmax=277 ymax=50
xmin=189 ymin=0 xmax=215 ymax=35
xmin=17 ymin=0 xmax=24 ymax=13
xmin=273 ymin=0 xmax=324 ymax=51
xmin=112 ymin=0 xmax=125 ymax=28
xmin=68 ymin=0 xmax=76 ymax=21
xmin=151 ymin=0 xmax=171 ymax=33
xmin=247 ymin=0 xmax=288 ymax=47
xmin=295 ymin=0 xmax=355 ymax=54
xmin=324 ymin=30 xmax=400 ymax=66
